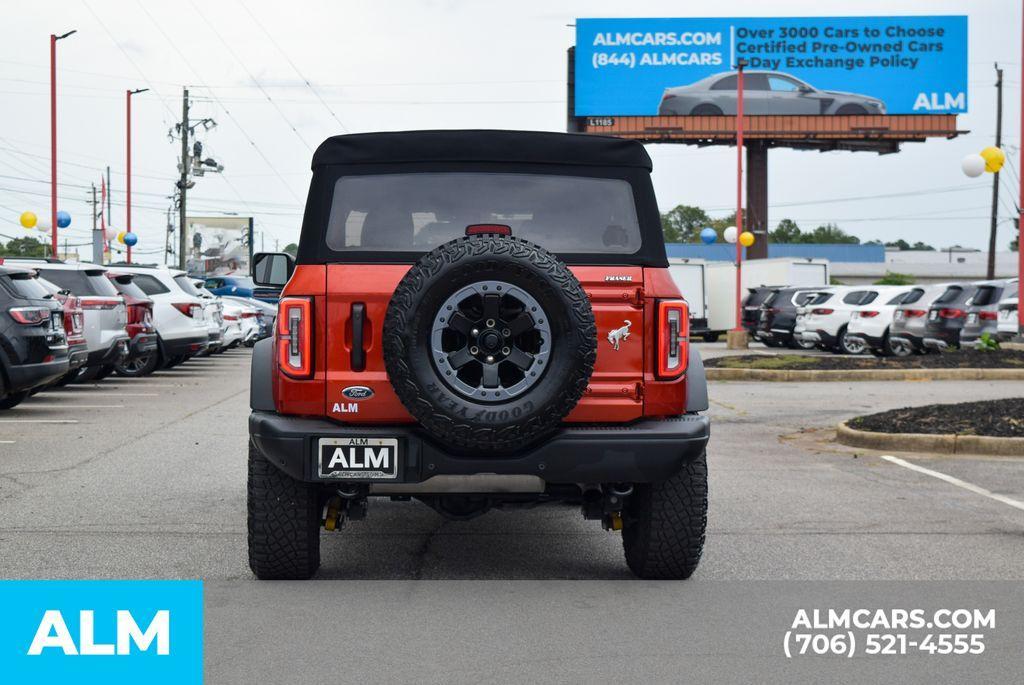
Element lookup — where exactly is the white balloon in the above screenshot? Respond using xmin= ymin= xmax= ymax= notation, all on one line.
xmin=36 ymin=222 xmax=51 ymax=233
xmin=104 ymin=227 xmax=118 ymax=241
xmin=723 ymin=225 xmax=738 ymax=244
xmin=961 ymin=154 xmax=985 ymax=178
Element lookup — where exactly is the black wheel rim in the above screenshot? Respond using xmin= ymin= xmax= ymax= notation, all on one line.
xmin=430 ymin=280 xmax=552 ymax=401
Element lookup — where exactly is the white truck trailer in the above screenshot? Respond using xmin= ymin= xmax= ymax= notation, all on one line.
xmin=705 ymin=258 xmax=830 ymax=337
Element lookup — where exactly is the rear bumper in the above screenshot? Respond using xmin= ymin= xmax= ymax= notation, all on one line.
xmin=86 ymin=336 xmax=129 ymax=366
xmin=800 ymin=330 xmax=837 ymax=347
xmin=249 ymin=411 xmax=710 ymax=485
xmin=129 ymin=332 xmax=159 ymax=357
xmin=847 ymin=332 xmax=885 ymax=349
xmin=6 ymin=358 xmax=70 ymax=392
xmin=161 ymin=332 xmax=209 ymax=358
xmin=68 ymin=342 xmax=89 ymax=370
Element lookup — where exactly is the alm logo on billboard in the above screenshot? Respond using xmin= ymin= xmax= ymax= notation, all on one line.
xmin=913 ymin=91 xmax=965 ymax=111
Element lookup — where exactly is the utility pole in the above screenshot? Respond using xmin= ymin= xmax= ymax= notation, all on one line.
xmin=164 ymin=205 xmax=172 ymax=266
xmin=987 ymin=63 xmax=1003 ymax=280
xmin=177 ymin=88 xmax=190 ymax=271
xmin=105 ymin=165 xmax=111 ymax=227
xmin=91 ymin=183 xmax=103 ymax=264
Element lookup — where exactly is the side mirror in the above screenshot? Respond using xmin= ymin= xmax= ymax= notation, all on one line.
xmin=798 ymin=85 xmax=813 ymax=94
xmin=252 ymin=252 xmax=295 ymax=288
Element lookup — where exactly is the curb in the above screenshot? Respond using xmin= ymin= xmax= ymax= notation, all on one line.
xmin=835 ymin=421 xmax=1024 ymax=457
xmin=705 ymin=367 xmax=1024 ymax=382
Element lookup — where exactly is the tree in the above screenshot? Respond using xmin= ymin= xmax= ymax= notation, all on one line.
xmin=1 ymin=236 xmax=47 ymax=257
xmin=282 ymin=242 xmax=298 ymax=257
xmin=660 ymin=205 xmax=711 ymax=243
xmin=805 ymin=223 xmax=859 ymax=244
xmin=770 ymin=218 xmax=802 ymax=243
xmin=910 ymin=241 xmax=935 ymax=251
xmin=885 ymin=239 xmax=911 ymax=251
xmin=874 ymin=272 xmax=915 ymax=285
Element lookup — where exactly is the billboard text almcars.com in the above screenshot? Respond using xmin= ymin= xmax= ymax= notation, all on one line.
xmin=574 ymin=16 xmax=968 ymax=116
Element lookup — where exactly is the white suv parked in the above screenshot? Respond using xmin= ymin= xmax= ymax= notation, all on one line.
xmin=796 ymin=286 xmax=903 ymax=354
xmin=25 ymin=260 xmax=129 ymax=379
xmin=845 ymin=286 xmax=920 ymax=357
xmin=109 ymin=265 xmax=209 ymax=366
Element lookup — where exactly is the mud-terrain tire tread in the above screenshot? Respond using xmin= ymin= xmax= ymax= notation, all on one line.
xmin=383 ymin=234 xmax=596 ymax=453
xmin=622 ymin=450 xmax=708 ymax=579
xmin=247 ymin=440 xmax=321 ymax=579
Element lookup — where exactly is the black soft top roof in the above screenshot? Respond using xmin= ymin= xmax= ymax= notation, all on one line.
xmin=311 ymin=130 xmax=652 ymax=170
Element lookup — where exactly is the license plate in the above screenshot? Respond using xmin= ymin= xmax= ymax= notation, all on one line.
xmin=967 ymin=313 xmax=978 ymax=324
xmin=928 ymin=310 xmax=938 ymax=321
xmin=318 ymin=437 xmax=398 ymax=480
xmin=895 ymin=311 xmax=905 ymax=321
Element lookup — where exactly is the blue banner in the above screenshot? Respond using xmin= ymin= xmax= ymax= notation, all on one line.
xmin=575 ymin=16 xmax=968 ymax=116
xmin=0 ymin=580 xmax=203 ymax=684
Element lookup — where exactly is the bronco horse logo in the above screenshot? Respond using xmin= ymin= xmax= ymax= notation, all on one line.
xmin=607 ymin=320 xmax=632 ymax=351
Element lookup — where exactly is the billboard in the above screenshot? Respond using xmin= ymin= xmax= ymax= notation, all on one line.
xmin=184 ymin=215 xmax=253 ymax=277
xmin=574 ymin=16 xmax=967 ymax=116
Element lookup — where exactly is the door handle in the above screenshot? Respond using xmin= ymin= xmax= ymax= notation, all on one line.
xmin=351 ymin=303 xmax=366 ymax=371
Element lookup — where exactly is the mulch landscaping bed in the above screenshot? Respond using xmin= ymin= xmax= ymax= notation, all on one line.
xmin=705 ymin=349 xmax=1024 ymax=371
xmin=848 ymin=398 xmax=1024 ymax=438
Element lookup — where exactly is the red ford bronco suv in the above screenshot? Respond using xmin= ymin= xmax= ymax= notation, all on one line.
xmin=248 ymin=130 xmax=710 ymax=580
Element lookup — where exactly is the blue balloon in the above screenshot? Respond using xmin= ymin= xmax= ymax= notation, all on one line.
xmin=699 ymin=227 xmax=717 ymax=244
xmin=123 ymin=232 xmax=138 ymax=247
xmin=56 ymin=210 xmax=71 ymax=228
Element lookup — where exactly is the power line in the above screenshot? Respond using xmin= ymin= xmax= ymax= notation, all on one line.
xmin=236 ymin=1 xmax=348 ymax=134
xmin=190 ymin=0 xmax=315 ymax=151
xmin=134 ymin=1 xmax=304 ymax=204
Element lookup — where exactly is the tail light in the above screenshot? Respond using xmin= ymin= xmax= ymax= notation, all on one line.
xmin=979 ymin=311 xmax=998 ymax=321
xmin=80 ymin=298 xmax=120 ymax=310
xmin=223 ymin=314 xmax=239 ymax=321
xmin=171 ymin=302 xmax=201 ymax=318
xmin=465 ymin=224 xmax=512 ymax=236
xmin=9 ymin=306 xmax=51 ymax=325
xmin=859 ymin=311 xmax=880 ymax=318
xmin=939 ymin=308 xmax=965 ymax=319
xmin=811 ymin=308 xmax=834 ymax=315
xmin=241 ymin=311 xmax=258 ymax=318
xmin=904 ymin=309 xmax=927 ymax=318
xmin=277 ymin=297 xmax=312 ymax=378
xmin=656 ymin=299 xmax=689 ymax=379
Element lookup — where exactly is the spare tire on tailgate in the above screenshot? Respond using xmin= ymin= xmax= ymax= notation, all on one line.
xmin=383 ymin=234 xmax=596 ymax=453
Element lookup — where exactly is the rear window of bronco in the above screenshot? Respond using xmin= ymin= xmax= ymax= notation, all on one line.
xmin=324 ymin=172 xmax=642 ymax=254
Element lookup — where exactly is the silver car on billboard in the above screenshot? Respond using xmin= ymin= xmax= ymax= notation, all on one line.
xmin=658 ymin=71 xmax=886 ymax=116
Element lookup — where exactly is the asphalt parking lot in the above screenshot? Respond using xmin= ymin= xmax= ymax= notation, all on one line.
xmin=1 ymin=344 xmax=1022 ymax=681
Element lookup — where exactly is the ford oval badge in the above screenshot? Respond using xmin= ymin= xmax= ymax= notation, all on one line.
xmin=342 ymin=385 xmax=374 ymax=400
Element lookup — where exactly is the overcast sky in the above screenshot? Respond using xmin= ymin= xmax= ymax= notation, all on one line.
xmin=2 ymin=0 xmax=1021 ymax=259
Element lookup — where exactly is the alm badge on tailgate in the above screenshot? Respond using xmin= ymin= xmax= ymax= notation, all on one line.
xmin=318 ymin=437 xmax=398 ymax=479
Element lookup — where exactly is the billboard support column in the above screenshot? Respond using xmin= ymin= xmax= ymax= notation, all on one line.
xmin=746 ymin=142 xmax=769 ymax=260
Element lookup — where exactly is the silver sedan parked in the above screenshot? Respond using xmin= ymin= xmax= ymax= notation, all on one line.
xmin=658 ymin=70 xmax=886 ymax=116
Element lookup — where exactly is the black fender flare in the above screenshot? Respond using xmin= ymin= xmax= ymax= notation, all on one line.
xmin=685 ymin=345 xmax=708 ymax=413
xmin=250 ymin=337 xmax=275 ymax=411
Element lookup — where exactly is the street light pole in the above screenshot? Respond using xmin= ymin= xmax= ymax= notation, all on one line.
xmin=126 ymin=88 xmax=148 ymax=263
xmin=1019 ymin=0 xmax=1024 ymax=336
xmin=50 ymin=29 xmax=76 ymax=259
xmin=732 ymin=60 xmax=747 ymax=338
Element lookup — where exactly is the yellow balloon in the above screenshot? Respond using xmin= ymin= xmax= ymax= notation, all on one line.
xmin=117 ymin=231 xmax=127 ymax=244
xmin=19 ymin=211 xmax=37 ymax=229
xmin=980 ymin=146 xmax=1005 ymax=173
xmin=739 ymin=231 xmax=755 ymax=247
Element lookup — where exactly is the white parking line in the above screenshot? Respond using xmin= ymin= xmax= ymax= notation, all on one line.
xmin=24 ymin=404 xmax=125 ymax=409
xmin=40 ymin=392 xmax=158 ymax=398
xmin=0 ymin=440 xmax=15 ymax=444
xmin=881 ymin=455 xmax=1024 ymax=513
xmin=0 ymin=419 xmax=78 ymax=424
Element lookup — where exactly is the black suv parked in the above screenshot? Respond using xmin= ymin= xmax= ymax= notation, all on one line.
xmin=922 ymin=283 xmax=978 ymax=350
xmin=0 ymin=265 xmax=70 ymax=408
xmin=755 ymin=287 xmax=824 ymax=349
xmin=741 ymin=286 xmax=779 ymax=336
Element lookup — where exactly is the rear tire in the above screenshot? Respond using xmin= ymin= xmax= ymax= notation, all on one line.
xmin=701 ymin=332 xmax=720 ymax=343
xmin=622 ymin=450 xmax=708 ymax=580
xmin=74 ymin=366 xmax=104 ymax=383
xmin=247 ymin=440 xmax=322 ymax=580
xmin=691 ymin=104 xmax=723 ymax=115
xmin=0 ymin=391 xmax=29 ymax=410
xmin=115 ymin=353 xmax=158 ymax=377
xmin=95 ymin=365 xmax=115 ymax=381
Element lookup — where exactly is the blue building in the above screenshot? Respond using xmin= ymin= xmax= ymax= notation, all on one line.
xmin=665 ymin=243 xmax=885 ymax=263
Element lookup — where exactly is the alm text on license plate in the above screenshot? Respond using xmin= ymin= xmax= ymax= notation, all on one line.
xmin=318 ymin=437 xmax=399 ymax=479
